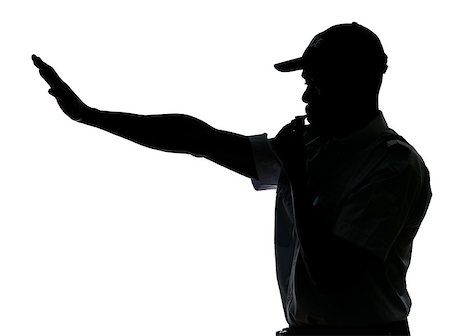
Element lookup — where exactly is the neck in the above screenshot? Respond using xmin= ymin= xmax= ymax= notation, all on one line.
xmin=331 ymin=105 xmax=380 ymax=138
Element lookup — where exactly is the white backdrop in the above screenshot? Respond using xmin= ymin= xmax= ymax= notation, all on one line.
xmin=1 ymin=1 xmax=448 ymax=335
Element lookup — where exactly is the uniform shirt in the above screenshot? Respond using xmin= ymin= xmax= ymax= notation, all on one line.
xmin=249 ymin=111 xmax=432 ymax=327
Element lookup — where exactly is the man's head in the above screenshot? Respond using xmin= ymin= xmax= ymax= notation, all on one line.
xmin=275 ymin=22 xmax=388 ymax=137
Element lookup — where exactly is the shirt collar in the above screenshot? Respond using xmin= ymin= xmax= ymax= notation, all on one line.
xmin=329 ymin=110 xmax=388 ymax=155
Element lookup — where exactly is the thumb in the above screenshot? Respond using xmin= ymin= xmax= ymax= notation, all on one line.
xmin=48 ymin=88 xmax=65 ymax=98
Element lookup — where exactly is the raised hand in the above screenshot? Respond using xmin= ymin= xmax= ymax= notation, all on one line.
xmin=32 ymin=54 xmax=90 ymax=121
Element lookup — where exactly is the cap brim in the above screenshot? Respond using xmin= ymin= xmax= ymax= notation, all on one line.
xmin=274 ymin=57 xmax=305 ymax=72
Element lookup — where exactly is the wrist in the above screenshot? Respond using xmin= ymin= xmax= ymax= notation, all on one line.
xmin=77 ymin=106 xmax=98 ymax=123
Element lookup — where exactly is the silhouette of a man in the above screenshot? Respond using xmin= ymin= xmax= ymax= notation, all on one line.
xmin=33 ymin=22 xmax=431 ymax=336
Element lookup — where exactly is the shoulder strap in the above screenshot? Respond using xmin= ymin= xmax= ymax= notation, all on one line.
xmin=380 ymin=129 xmax=411 ymax=153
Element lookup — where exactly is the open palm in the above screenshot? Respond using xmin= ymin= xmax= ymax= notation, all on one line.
xmin=32 ymin=54 xmax=89 ymax=121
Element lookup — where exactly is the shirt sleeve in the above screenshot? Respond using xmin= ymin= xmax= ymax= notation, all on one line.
xmin=248 ymin=133 xmax=282 ymax=191
xmin=332 ymin=150 xmax=424 ymax=262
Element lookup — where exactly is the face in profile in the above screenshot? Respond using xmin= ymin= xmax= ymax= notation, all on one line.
xmin=302 ymin=67 xmax=378 ymax=137
xmin=302 ymin=68 xmax=343 ymax=136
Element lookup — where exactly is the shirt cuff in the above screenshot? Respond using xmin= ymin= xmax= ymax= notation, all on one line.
xmin=249 ymin=133 xmax=281 ymax=191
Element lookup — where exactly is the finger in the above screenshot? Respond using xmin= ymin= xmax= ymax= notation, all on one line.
xmin=292 ymin=115 xmax=306 ymax=124
xmin=40 ymin=72 xmax=67 ymax=91
xmin=39 ymin=67 xmax=71 ymax=93
xmin=33 ymin=57 xmax=67 ymax=89
xmin=32 ymin=54 xmax=53 ymax=71
xmin=32 ymin=55 xmax=64 ymax=86
xmin=32 ymin=54 xmax=51 ymax=71
xmin=40 ymin=70 xmax=56 ymax=88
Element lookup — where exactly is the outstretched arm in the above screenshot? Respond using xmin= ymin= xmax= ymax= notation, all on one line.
xmin=32 ymin=55 xmax=257 ymax=179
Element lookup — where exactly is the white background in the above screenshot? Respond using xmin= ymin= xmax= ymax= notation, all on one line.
xmin=1 ymin=1 xmax=448 ymax=335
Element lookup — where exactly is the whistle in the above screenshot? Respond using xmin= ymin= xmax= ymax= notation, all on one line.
xmin=293 ymin=115 xmax=308 ymax=132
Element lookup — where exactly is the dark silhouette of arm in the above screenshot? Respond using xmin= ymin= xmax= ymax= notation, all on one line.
xmin=32 ymin=54 xmax=257 ymax=179
xmin=80 ymin=110 xmax=258 ymax=178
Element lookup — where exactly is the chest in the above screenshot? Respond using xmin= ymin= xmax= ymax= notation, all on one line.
xmin=305 ymin=141 xmax=386 ymax=225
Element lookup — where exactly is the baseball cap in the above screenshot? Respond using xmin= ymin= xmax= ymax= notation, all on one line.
xmin=274 ymin=22 xmax=388 ymax=75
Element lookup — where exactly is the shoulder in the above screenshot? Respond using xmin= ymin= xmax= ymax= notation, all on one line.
xmin=377 ymin=128 xmax=429 ymax=179
xmin=380 ymin=128 xmax=410 ymax=151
